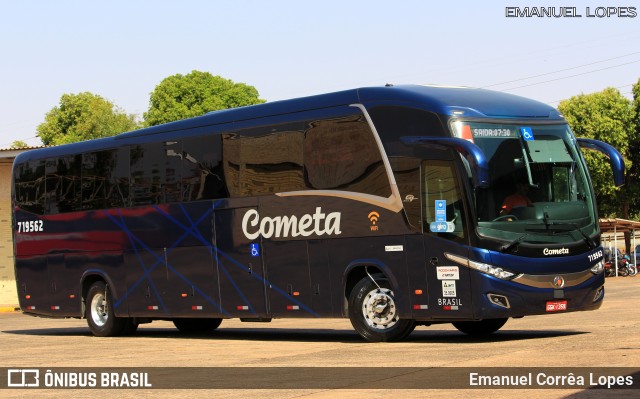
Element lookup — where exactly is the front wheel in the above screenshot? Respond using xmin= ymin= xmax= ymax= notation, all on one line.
xmin=348 ymin=275 xmax=415 ymax=342
xmin=85 ymin=281 xmax=126 ymax=337
xmin=452 ymin=318 xmax=508 ymax=336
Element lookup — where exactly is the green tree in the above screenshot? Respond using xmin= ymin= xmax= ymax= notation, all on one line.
xmin=558 ymin=87 xmax=637 ymax=218
xmin=10 ymin=140 xmax=29 ymax=149
xmin=144 ymin=70 xmax=265 ymax=126
xmin=37 ymin=92 xmax=139 ymax=146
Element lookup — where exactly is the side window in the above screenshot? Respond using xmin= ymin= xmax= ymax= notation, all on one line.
xmin=45 ymin=155 xmax=81 ymax=214
xmin=222 ymin=111 xmax=392 ymax=199
xmin=182 ymin=135 xmax=227 ymax=201
xmin=14 ymin=160 xmax=45 ymax=215
xmin=389 ymin=156 xmax=422 ymax=232
xmin=224 ymin=122 xmax=306 ymax=197
xmin=423 ymin=160 xmax=466 ymax=240
xmin=222 ymin=133 xmax=241 ymax=197
xmin=304 ymin=114 xmax=391 ymax=198
xmin=130 ymin=143 xmax=164 ymax=206
xmin=164 ymin=141 xmax=182 ymax=203
xmin=83 ymin=149 xmax=129 ymax=210
xmin=367 ymin=106 xmax=447 ymax=144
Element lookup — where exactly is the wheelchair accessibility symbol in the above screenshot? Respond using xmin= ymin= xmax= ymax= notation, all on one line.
xmin=521 ymin=127 xmax=534 ymax=141
xmin=250 ymin=244 xmax=260 ymax=257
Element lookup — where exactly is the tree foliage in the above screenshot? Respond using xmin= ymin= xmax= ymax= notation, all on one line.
xmin=37 ymin=92 xmax=139 ymax=146
xmin=558 ymin=86 xmax=638 ymax=218
xmin=144 ymin=70 xmax=265 ymax=126
xmin=10 ymin=140 xmax=29 ymax=149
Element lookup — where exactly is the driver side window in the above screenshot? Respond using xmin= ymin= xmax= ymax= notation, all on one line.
xmin=423 ymin=160 xmax=466 ymax=241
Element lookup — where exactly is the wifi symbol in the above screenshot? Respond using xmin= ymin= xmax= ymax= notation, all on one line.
xmin=368 ymin=211 xmax=380 ymax=225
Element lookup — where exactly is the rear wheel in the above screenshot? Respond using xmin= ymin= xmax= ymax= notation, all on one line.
xmin=348 ymin=275 xmax=415 ymax=342
xmin=173 ymin=318 xmax=222 ymax=334
xmin=85 ymin=281 xmax=126 ymax=337
xmin=452 ymin=318 xmax=508 ymax=336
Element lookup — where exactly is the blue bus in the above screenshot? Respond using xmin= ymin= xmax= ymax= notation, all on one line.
xmin=12 ymin=85 xmax=624 ymax=341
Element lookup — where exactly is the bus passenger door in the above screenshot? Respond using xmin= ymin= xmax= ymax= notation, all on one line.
xmin=214 ymin=200 xmax=269 ymax=318
xmin=420 ymin=158 xmax=474 ymax=320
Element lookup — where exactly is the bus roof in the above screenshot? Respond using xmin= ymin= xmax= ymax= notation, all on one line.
xmin=15 ymin=85 xmax=563 ymax=163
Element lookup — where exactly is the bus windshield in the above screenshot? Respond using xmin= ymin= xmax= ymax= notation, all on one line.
xmin=452 ymin=121 xmax=597 ymax=245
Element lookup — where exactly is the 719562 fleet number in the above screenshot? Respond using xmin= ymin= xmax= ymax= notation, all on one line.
xmin=16 ymin=220 xmax=44 ymax=233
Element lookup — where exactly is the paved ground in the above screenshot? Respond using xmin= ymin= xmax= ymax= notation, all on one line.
xmin=1 ymin=277 xmax=639 ymax=398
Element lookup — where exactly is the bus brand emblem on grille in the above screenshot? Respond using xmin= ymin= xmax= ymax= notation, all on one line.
xmin=543 ymin=247 xmax=569 ymax=256
xmin=553 ymin=276 xmax=565 ymax=288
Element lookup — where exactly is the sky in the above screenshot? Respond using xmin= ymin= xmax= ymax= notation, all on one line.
xmin=0 ymin=0 xmax=638 ymax=148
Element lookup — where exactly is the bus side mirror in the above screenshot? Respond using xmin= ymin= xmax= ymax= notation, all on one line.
xmin=577 ymin=138 xmax=625 ymax=187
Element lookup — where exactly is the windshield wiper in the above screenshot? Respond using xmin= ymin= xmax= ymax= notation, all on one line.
xmin=535 ymin=219 xmax=596 ymax=249
xmin=499 ymin=233 xmax=528 ymax=253
xmin=549 ymin=221 xmax=596 ymax=249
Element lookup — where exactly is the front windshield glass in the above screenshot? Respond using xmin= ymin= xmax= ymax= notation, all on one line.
xmin=451 ymin=121 xmax=597 ymax=244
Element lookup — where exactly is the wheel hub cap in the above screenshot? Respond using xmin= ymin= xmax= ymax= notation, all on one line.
xmin=362 ymin=288 xmax=398 ymax=330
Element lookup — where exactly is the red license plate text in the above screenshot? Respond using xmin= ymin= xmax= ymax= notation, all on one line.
xmin=546 ymin=300 xmax=568 ymax=312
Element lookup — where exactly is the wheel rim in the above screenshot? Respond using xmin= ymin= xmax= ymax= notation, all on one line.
xmin=90 ymin=292 xmax=108 ymax=327
xmin=362 ymin=288 xmax=398 ymax=330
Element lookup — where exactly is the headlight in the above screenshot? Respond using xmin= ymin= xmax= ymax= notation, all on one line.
xmin=468 ymin=260 xmax=517 ymax=280
xmin=445 ymin=253 xmax=518 ymax=280
xmin=590 ymin=260 xmax=604 ymax=275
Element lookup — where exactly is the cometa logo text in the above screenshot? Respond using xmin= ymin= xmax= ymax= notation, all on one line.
xmin=242 ymin=207 xmax=342 ymax=240
xmin=543 ymin=248 xmax=570 ymax=256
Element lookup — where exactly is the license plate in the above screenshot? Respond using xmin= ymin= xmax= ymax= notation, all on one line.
xmin=546 ymin=300 xmax=568 ymax=312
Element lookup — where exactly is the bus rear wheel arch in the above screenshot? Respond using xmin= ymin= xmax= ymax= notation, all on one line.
xmin=347 ymin=274 xmax=415 ymax=342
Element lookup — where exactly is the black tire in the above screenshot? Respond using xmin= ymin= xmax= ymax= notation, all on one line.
xmin=85 ymin=281 xmax=126 ymax=337
xmin=452 ymin=318 xmax=508 ymax=336
xmin=348 ymin=275 xmax=415 ymax=342
xmin=173 ymin=318 xmax=222 ymax=334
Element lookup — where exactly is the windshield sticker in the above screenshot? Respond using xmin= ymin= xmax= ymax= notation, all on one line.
xmin=435 ymin=200 xmax=446 ymax=222
xmin=471 ymin=127 xmax=516 ymax=138
xmin=521 ymin=127 xmax=535 ymax=141
xmin=430 ymin=221 xmax=455 ymax=233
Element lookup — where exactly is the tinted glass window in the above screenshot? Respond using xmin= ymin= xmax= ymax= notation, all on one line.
xmin=83 ymin=149 xmax=129 ymax=210
xmin=14 ymin=160 xmax=45 ymax=214
xmin=164 ymin=141 xmax=182 ymax=203
xmin=304 ymin=115 xmax=391 ymax=197
xmin=45 ymin=155 xmax=81 ymax=214
xmin=225 ymin=121 xmax=306 ymax=197
xmin=368 ymin=106 xmax=447 ymax=145
xmin=182 ymin=135 xmax=227 ymax=201
xmin=423 ymin=160 xmax=466 ymax=241
xmin=130 ymin=143 xmax=164 ymax=206
xmin=223 ymin=112 xmax=391 ymax=198
xmin=389 ymin=156 xmax=422 ymax=232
